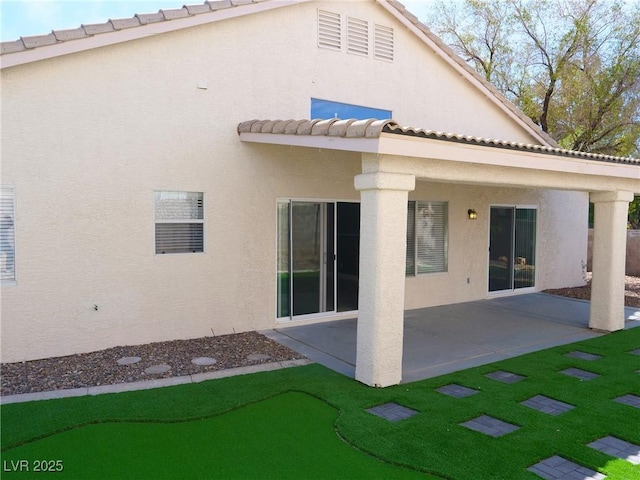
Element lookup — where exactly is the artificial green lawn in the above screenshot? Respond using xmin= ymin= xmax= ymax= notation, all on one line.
xmin=2 ymin=328 xmax=639 ymax=479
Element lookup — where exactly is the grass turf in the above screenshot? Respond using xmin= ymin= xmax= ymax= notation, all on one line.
xmin=2 ymin=328 xmax=639 ymax=479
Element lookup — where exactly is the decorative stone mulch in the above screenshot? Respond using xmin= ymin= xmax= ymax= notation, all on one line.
xmin=366 ymin=403 xmax=418 ymax=422
xmin=0 ymin=332 xmax=304 ymax=396
xmin=528 ymin=455 xmax=605 ymax=480
xmin=559 ymin=367 xmax=600 ymax=381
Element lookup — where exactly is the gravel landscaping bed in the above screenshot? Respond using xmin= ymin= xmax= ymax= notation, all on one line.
xmin=1 ymin=331 xmax=304 ymax=396
xmin=543 ymin=273 xmax=640 ymax=308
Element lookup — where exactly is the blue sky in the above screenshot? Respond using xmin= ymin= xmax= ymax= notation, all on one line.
xmin=0 ymin=0 xmax=432 ymax=42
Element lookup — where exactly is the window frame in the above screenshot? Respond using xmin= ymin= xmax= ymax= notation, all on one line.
xmin=0 ymin=185 xmax=16 ymax=284
xmin=154 ymin=191 xmax=205 ymax=255
xmin=406 ymin=200 xmax=448 ymax=276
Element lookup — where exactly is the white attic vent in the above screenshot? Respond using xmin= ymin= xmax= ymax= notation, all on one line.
xmin=318 ymin=9 xmax=341 ymax=51
xmin=347 ymin=17 xmax=368 ymax=56
xmin=374 ymin=24 xmax=394 ymax=61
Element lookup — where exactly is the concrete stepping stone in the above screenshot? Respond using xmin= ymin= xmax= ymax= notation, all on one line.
xmin=460 ymin=415 xmax=520 ymax=437
xmin=629 ymin=349 xmax=640 ymax=356
xmin=144 ymin=364 xmax=171 ymax=374
xmin=559 ymin=367 xmax=600 ymax=381
xmin=366 ymin=402 xmax=418 ymax=423
xmin=246 ymin=354 xmax=271 ymax=361
xmin=587 ymin=435 xmax=640 ymax=465
xmin=485 ymin=370 xmax=525 ymax=383
xmin=528 ymin=455 xmax=605 ymax=480
xmin=191 ymin=357 xmax=217 ymax=366
xmin=564 ymin=351 xmax=602 ymax=361
xmin=614 ymin=394 xmax=640 ymax=408
xmin=117 ymin=356 xmax=141 ymax=365
xmin=436 ymin=384 xmax=479 ymax=398
xmin=521 ymin=395 xmax=575 ymax=416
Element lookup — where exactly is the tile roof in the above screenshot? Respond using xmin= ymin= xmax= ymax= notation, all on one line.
xmin=238 ymin=118 xmax=640 ymax=166
xmin=0 ymin=0 xmax=268 ymax=55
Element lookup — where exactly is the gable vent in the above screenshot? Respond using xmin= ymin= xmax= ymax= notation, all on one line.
xmin=347 ymin=17 xmax=368 ymax=56
xmin=318 ymin=9 xmax=341 ymax=51
xmin=374 ymin=24 xmax=394 ymax=61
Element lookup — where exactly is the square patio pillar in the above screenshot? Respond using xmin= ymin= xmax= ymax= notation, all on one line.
xmin=589 ymin=190 xmax=634 ymax=332
xmin=354 ymin=171 xmax=415 ymax=387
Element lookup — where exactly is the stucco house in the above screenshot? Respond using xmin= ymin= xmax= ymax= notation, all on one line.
xmin=1 ymin=0 xmax=638 ymax=387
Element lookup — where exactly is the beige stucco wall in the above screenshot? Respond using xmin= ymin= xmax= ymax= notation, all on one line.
xmin=587 ymin=229 xmax=640 ymax=276
xmin=0 ymin=0 xmax=586 ymax=362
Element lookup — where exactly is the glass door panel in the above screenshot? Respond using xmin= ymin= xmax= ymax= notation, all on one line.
xmin=514 ymin=209 xmax=536 ymax=289
xmin=291 ymin=202 xmax=324 ymax=316
xmin=276 ymin=202 xmax=290 ymax=317
xmin=489 ymin=207 xmax=514 ymax=292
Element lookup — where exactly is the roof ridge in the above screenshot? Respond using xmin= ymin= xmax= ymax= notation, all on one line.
xmin=1 ymin=0 xmax=262 ymax=55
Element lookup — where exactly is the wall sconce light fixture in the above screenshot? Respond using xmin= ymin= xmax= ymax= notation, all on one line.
xmin=468 ymin=209 xmax=478 ymax=220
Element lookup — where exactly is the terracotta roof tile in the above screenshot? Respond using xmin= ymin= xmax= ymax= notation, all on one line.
xmin=231 ymin=0 xmax=255 ymax=5
xmin=82 ymin=22 xmax=115 ymax=35
xmin=135 ymin=12 xmax=166 ymax=25
xmin=206 ymin=0 xmax=233 ymax=8
xmin=20 ymin=34 xmax=57 ymax=49
xmin=184 ymin=3 xmax=213 ymax=15
xmin=52 ymin=28 xmax=88 ymax=42
xmin=160 ymin=7 xmax=190 ymax=20
xmin=1 ymin=40 xmax=26 ymax=54
xmin=110 ymin=17 xmax=142 ymax=30
xmin=238 ymin=119 xmax=640 ymax=166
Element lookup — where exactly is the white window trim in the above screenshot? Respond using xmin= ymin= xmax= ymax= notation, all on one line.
xmin=406 ymin=200 xmax=449 ymax=276
xmin=1 ymin=185 xmax=16 ymax=285
xmin=153 ymin=190 xmax=205 ymax=255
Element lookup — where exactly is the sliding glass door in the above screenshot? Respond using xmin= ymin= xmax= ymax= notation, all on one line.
xmin=489 ymin=206 xmax=537 ymax=292
xmin=277 ymin=200 xmax=359 ymax=319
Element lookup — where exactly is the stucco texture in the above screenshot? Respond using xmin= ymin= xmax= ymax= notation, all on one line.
xmin=1 ymin=1 xmax=587 ymax=362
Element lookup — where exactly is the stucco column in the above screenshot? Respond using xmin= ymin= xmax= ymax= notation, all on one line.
xmin=589 ymin=190 xmax=634 ymax=331
xmin=354 ymin=171 xmax=415 ymax=387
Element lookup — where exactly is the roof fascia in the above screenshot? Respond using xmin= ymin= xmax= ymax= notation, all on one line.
xmin=0 ymin=0 xmax=311 ymax=70
xmin=239 ymin=131 xmax=380 ymax=153
xmin=377 ymin=133 xmax=640 ymax=183
xmin=375 ymin=0 xmax=554 ymax=147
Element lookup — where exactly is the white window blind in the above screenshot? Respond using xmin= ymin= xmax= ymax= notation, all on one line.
xmin=374 ymin=24 xmax=394 ymax=61
xmin=318 ymin=9 xmax=341 ymax=51
xmin=347 ymin=17 xmax=368 ymax=55
xmin=155 ymin=191 xmax=204 ymax=254
xmin=406 ymin=201 xmax=448 ymax=275
xmin=0 ymin=186 xmax=16 ymax=282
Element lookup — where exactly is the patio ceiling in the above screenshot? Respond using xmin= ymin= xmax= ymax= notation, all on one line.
xmin=238 ymin=118 xmax=640 ymax=193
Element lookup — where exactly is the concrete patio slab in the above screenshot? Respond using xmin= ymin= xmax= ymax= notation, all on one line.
xmin=269 ymin=293 xmax=640 ymax=384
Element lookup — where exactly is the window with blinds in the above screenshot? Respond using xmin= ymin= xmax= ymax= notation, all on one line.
xmin=0 ymin=186 xmax=15 ymax=282
xmin=154 ymin=191 xmax=204 ymax=254
xmin=406 ymin=201 xmax=448 ymax=275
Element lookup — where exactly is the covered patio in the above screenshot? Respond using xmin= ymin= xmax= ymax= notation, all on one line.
xmin=239 ymin=118 xmax=640 ymax=387
xmin=265 ymin=293 xmax=640 ymax=383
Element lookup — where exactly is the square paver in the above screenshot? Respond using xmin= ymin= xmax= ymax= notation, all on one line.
xmin=521 ymin=395 xmax=575 ymax=416
xmin=564 ymin=351 xmax=603 ymax=361
xmin=485 ymin=370 xmax=526 ymax=384
xmin=629 ymin=349 xmax=640 ymax=356
xmin=559 ymin=367 xmax=600 ymax=381
xmin=587 ymin=435 xmax=640 ymax=465
xmin=614 ymin=394 xmax=640 ymax=409
xmin=366 ymin=402 xmax=418 ymax=422
xmin=528 ymin=455 xmax=605 ymax=480
xmin=436 ymin=384 xmax=479 ymax=398
xmin=460 ymin=415 xmax=520 ymax=437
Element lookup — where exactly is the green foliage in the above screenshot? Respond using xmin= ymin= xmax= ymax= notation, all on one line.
xmin=2 ymin=329 xmax=640 ymax=479
xmin=426 ymin=0 xmax=640 ymax=158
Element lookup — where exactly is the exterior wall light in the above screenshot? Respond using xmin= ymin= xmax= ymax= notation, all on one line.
xmin=468 ymin=209 xmax=478 ymax=220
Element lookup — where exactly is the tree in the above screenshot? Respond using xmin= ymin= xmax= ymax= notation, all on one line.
xmin=426 ymin=0 xmax=640 ymax=158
